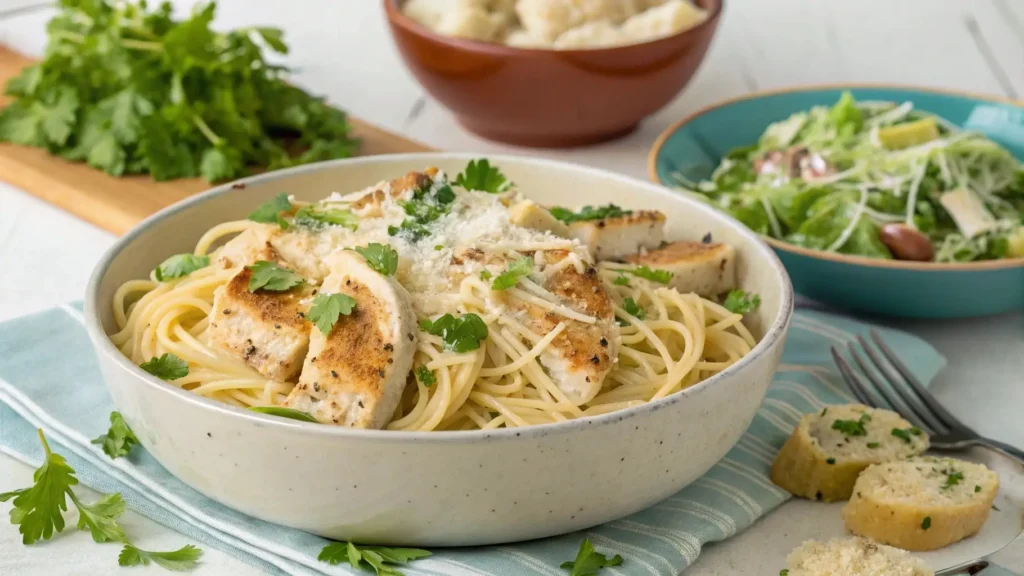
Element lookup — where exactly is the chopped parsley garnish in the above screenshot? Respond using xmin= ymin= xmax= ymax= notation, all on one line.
xmin=434 ymin=244 xmax=443 ymax=251
xmin=549 ymin=204 xmax=632 ymax=224
xmin=628 ymin=265 xmax=673 ymax=284
xmin=390 ymin=177 xmax=455 ymax=241
xmin=293 ymin=204 xmax=359 ymax=231
xmin=139 ymin=353 xmax=188 ymax=380
xmin=91 ymin=412 xmax=138 ymax=459
xmin=867 ymin=442 xmax=880 ymax=449
xmin=154 ymin=253 xmax=209 ymax=281
xmin=118 ymin=544 xmax=203 ymax=571
xmin=891 ymin=427 xmax=923 ymax=443
xmin=351 ymin=243 xmax=399 ymax=276
xmin=307 ymin=293 xmax=357 ymax=335
xmin=246 ymin=261 xmax=304 ymax=292
xmin=491 ymin=257 xmax=534 ymax=290
xmin=826 ymin=457 xmax=836 ymax=465
xmin=480 ymin=270 xmax=493 ymax=281
xmin=415 ymin=366 xmax=436 ymax=387
xmin=621 ymin=297 xmax=646 ymax=321
xmin=2 ymin=430 xmax=201 ymax=568
xmin=975 ymin=485 xmax=982 ymax=493
xmin=560 ymin=539 xmax=623 ymax=576
xmin=248 ymin=193 xmax=293 ymax=228
xmin=780 ymin=571 xmax=789 ymax=576
xmin=723 ymin=290 xmax=762 ymax=314
xmin=454 ymin=158 xmax=512 ymax=193
xmin=318 ymin=541 xmax=431 ymax=574
xmin=941 ymin=469 xmax=964 ymax=490
xmin=831 ymin=413 xmax=871 ymax=437
xmin=613 ymin=274 xmax=630 ymax=286
xmin=921 ymin=516 xmax=931 ymax=530
xmin=420 ymin=313 xmax=488 ymax=353
xmin=248 ymin=406 xmax=318 ymax=423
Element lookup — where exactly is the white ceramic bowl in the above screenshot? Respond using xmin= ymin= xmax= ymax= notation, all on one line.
xmin=85 ymin=153 xmax=794 ymax=547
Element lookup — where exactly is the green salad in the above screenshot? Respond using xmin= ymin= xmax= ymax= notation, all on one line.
xmin=675 ymin=92 xmax=1024 ymax=262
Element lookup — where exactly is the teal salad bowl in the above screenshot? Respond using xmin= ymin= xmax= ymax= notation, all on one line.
xmin=649 ymin=85 xmax=1024 ymax=318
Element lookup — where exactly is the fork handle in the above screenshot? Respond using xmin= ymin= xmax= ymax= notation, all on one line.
xmin=978 ymin=437 xmax=1024 ymax=464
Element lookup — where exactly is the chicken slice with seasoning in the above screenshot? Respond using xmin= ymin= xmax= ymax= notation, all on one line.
xmin=215 ymin=224 xmax=282 ymax=269
xmin=566 ymin=210 xmax=665 ymax=260
xmin=624 ymin=240 xmax=736 ymax=297
xmin=503 ymin=250 xmax=619 ymax=405
xmin=207 ymin=266 xmax=312 ymax=381
xmin=284 ymin=251 xmax=418 ymax=428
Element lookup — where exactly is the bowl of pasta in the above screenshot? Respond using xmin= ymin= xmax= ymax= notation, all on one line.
xmin=384 ymin=0 xmax=723 ymax=147
xmin=85 ymin=153 xmax=792 ymax=546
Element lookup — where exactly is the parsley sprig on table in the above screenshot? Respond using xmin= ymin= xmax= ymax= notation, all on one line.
xmin=561 ymin=539 xmax=623 ymax=575
xmin=1 ymin=430 xmax=201 ymax=571
xmin=0 ymin=1 xmax=357 ymax=182
xmin=91 ymin=411 xmax=139 ymax=459
xmin=318 ymin=541 xmax=431 ymax=575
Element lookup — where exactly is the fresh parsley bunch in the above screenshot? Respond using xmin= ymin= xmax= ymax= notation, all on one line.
xmin=0 ymin=0 xmax=358 ymax=182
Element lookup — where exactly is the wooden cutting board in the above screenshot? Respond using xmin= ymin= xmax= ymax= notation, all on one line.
xmin=0 ymin=47 xmax=435 ymax=236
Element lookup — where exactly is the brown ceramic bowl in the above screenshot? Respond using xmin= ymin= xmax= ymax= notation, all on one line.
xmin=384 ymin=0 xmax=724 ymax=147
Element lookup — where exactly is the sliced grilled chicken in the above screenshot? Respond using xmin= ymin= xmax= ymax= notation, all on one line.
xmin=207 ymin=267 xmax=311 ymax=381
xmin=624 ymin=240 xmax=736 ymax=297
xmin=567 ymin=211 xmax=665 ymax=260
xmin=508 ymin=200 xmax=570 ymax=237
xmin=503 ymin=250 xmax=619 ymax=405
xmin=215 ymin=224 xmax=282 ymax=269
xmin=350 ymin=170 xmax=434 ymax=216
xmin=285 ymin=251 xmax=418 ymax=428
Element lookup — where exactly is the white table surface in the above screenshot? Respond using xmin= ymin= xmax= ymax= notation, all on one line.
xmin=0 ymin=0 xmax=1022 ymax=574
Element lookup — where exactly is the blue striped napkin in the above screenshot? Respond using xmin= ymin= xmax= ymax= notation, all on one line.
xmin=0 ymin=302 xmax=946 ymax=576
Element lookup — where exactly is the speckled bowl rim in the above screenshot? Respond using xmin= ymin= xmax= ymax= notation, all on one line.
xmin=382 ymin=0 xmax=725 ymax=56
xmin=647 ymin=82 xmax=1024 ymax=272
xmin=85 ymin=153 xmax=793 ymax=443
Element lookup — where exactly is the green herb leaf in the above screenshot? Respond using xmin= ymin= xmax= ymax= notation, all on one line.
xmin=318 ymin=542 xmax=431 ymax=575
xmin=549 ymin=204 xmax=632 ymax=224
xmin=613 ymin=274 xmax=630 ymax=286
xmin=491 ymin=257 xmax=534 ymax=291
xmin=454 ymin=159 xmax=512 ymax=193
xmin=867 ymin=442 xmax=880 ymax=449
xmin=294 ymin=205 xmax=359 ymax=231
xmin=480 ymin=270 xmax=492 ymax=281
xmin=139 ymin=354 xmax=189 ymax=380
xmin=780 ymin=570 xmax=790 ymax=576
xmin=420 ymin=313 xmax=489 ymax=353
xmin=248 ymin=194 xmax=294 ymax=225
xmin=628 ymin=265 xmax=673 ymax=285
xmin=351 ymin=243 xmax=399 ymax=276
xmin=416 ymin=366 xmax=436 ymax=387
xmin=921 ymin=516 xmax=931 ymax=530
xmin=826 ymin=457 xmax=836 ymax=465
xmin=723 ymin=290 xmax=762 ymax=314
xmin=560 ymin=539 xmax=623 ymax=576
xmin=891 ymin=427 xmax=920 ymax=443
xmin=942 ymin=470 xmax=964 ymax=490
xmin=246 ymin=261 xmax=304 ymax=292
xmin=248 ymin=406 xmax=318 ymax=423
xmin=831 ymin=413 xmax=871 ymax=437
xmin=307 ymin=293 xmax=357 ymax=334
xmin=621 ymin=297 xmax=646 ymax=321
xmin=91 ymin=412 xmax=139 ymax=459
xmin=71 ymin=492 xmax=127 ymax=544
xmin=118 ymin=544 xmax=203 ymax=571
xmin=0 ymin=430 xmax=76 ymax=544
xmin=154 ymin=253 xmax=209 ymax=281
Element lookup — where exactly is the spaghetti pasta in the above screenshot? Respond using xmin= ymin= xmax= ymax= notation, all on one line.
xmin=110 ymin=166 xmax=757 ymax=431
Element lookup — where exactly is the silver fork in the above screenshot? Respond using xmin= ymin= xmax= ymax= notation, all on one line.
xmin=830 ymin=330 xmax=1024 ymax=463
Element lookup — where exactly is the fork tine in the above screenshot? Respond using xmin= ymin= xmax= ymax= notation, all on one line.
xmin=847 ymin=344 xmax=931 ymax=433
xmin=870 ymin=330 xmax=968 ymax=433
xmin=830 ymin=347 xmax=881 ymax=407
xmin=856 ymin=335 xmax=946 ymax=434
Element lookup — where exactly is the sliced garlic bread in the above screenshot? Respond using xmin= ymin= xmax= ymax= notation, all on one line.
xmin=771 ymin=404 xmax=929 ymax=501
xmin=842 ymin=457 xmax=999 ymax=551
xmin=785 ymin=537 xmax=933 ymax=576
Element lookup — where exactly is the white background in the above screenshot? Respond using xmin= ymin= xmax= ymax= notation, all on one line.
xmin=1 ymin=0 xmax=1022 ymax=574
